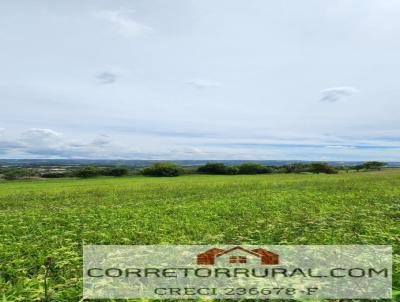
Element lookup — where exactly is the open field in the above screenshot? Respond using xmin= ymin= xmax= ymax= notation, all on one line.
xmin=0 ymin=170 xmax=399 ymax=301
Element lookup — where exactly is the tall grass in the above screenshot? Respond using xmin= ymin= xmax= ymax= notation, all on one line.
xmin=0 ymin=171 xmax=399 ymax=301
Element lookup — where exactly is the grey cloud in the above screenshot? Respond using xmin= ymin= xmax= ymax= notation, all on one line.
xmin=320 ymin=87 xmax=358 ymax=103
xmin=0 ymin=140 xmax=25 ymax=149
xmin=91 ymin=134 xmax=112 ymax=146
xmin=5 ymin=129 xmax=136 ymax=158
xmin=96 ymin=71 xmax=118 ymax=84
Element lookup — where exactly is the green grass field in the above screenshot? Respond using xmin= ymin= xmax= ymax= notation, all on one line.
xmin=1 ymin=170 xmax=399 ymax=301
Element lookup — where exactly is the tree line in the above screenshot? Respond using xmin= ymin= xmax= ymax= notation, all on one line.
xmin=141 ymin=161 xmax=387 ymax=177
xmin=0 ymin=161 xmax=388 ymax=180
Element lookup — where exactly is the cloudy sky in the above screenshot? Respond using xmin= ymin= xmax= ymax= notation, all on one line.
xmin=1 ymin=0 xmax=400 ymax=160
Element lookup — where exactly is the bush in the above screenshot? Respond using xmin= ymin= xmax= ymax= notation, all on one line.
xmin=3 ymin=173 xmax=18 ymax=180
xmin=197 ymin=163 xmax=227 ymax=174
xmin=141 ymin=163 xmax=183 ymax=177
xmin=74 ymin=166 xmax=103 ymax=178
xmin=309 ymin=163 xmax=337 ymax=174
xmin=197 ymin=163 xmax=239 ymax=175
xmin=224 ymin=166 xmax=239 ymax=175
xmin=2 ymin=169 xmax=33 ymax=180
xmin=362 ymin=161 xmax=386 ymax=170
xmin=279 ymin=163 xmax=309 ymax=173
xmin=102 ymin=167 xmax=129 ymax=177
xmin=237 ymin=163 xmax=273 ymax=174
xmin=41 ymin=172 xmax=69 ymax=178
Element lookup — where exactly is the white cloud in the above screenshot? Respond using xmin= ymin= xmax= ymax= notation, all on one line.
xmin=94 ymin=8 xmax=152 ymax=37
xmin=325 ymin=145 xmax=356 ymax=150
xmin=319 ymin=87 xmax=359 ymax=103
xmin=184 ymin=79 xmax=221 ymax=90
xmin=21 ymin=128 xmax=61 ymax=142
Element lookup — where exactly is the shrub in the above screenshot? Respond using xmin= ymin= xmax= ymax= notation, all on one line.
xmin=102 ymin=167 xmax=129 ymax=177
xmin=3 ymin=173 xmax=18 ymax=180
xmin=197 ymin=163 xmax=226 ymax=174
xmin=2 ymin=169 xmax=33 ymax=180
xmin=141 ymin=163 xmax=183 ymax=177
xmin=362 ymin=161 xmax=386 ymax=170
xmin=197 ymin=163 xmax=237 ymax=175
xmin=309 ymin=163 xmax=337 ymax=174
xmin=41 ymin=172 xmax=69 ymax=178
xmin=224 ymin=166 xmax=239 ymax=175
xmin=279 ymin=163 xmax=309 ymax=173
xmin=74 ymin=166 xmax=103 ymax=178
xmin=237 ymin=162 xmax=273 ymax=174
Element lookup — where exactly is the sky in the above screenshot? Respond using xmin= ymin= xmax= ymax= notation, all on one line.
xmin=1 ymin=0 xmax=400 ymax=161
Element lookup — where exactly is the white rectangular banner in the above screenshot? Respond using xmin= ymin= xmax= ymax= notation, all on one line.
xmin=83 ymin=245 xmax=392 ymax=299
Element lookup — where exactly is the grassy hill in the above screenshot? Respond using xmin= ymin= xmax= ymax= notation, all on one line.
xmin=0 ymin=171 xmax=399 ymax=301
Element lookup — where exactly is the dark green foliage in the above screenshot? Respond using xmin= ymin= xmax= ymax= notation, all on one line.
xmin=224 ymin=166 xmax=239 ymax=175
xmin=197 ymin=163 xmax=240 ymax=175
xmin=362 ymin=161 xmax=386 ymax=170
xmin=40 ymin=172 xmax=69 ymax=178
xmin=198 ymin=162 xmax=338 ymax=175
xmin=102 ymin=167 xmax=129 ymax=177
xmin=238 ymin=162 xmax=273 ymax=174
xmin=352 ymin=164 xmax=365 ymax=172
xmin=278 ymin=163 xmax=337 ymax=174
xmin=352 ymin=161 xmax=387 ymax=171
xmin=74 ymin=166 xmax=103 ymax=178
xmin=141 ymin=162 xmax=183 ymax=177
xmin=279 ymin=163 xmax=310 ymax=173
xmin=309 ymin=162 xmax=338 ymax=174
xmin=197 ymin=163 xmax=229 ymax=174
xmin=1 ymin=168 xmax=34 ymax=180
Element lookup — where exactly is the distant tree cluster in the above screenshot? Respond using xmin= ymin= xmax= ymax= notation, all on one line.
xmin=0 ymin=161 xmax=389 ymax=180
xmin=351 ymin=161 xmax=387 ymax=172
xmin=141 ymin=163 xmax=183 ymax=177
xmin=73 ymin=166 xmax=129 ymax=178
xmin=196 ymin=162 xmax=338 ymax=175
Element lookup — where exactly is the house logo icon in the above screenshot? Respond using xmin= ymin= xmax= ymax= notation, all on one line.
xmin=197 ymin=246 xmax=279 ymax=265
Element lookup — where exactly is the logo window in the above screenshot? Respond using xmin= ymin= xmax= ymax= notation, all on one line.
xmin=229 ymin=256 xmax=247 ymax=263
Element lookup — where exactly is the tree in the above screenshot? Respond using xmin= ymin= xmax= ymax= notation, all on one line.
xmin=41 ymin=172 xmax=69 ymax=178
xmin=224 ymin=166 xmax=239 ymax=175
xmin=309 ymin=163 xmax=337 ymax=174
xmin=141 ymin=162 xmax=183 ymax=177
xmin=102 ymin=167 xmax=129 ymax=177
xmin=237 ymin=162 xmax=272 ymax=174
xmin=352 ymin=164 xmax=364 ymax=172
xmin=197 ymin=163 xmax=239 ymax=175
xmin=74 ymin=166 xmax=103 ymax=178
xmin=2 ymin=168 xmax=33 ymax=180
xmin=197 ymin=163 xmax=229 ymax=174
xmin=362 ymin=161 xmax=386 ymax=170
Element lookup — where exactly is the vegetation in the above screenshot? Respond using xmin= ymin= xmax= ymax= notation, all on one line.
xmin=353 ymin=161 xmax=387 ymax=171
xmin=0 ymin=171 xmax=399 ymax=301
xmin=197 ymin=162 xmax=231 ymax=174
xmin=237 ymin=162 xmax=273 ymax=174
xmin=141 ymin=162 xmax=184 ymax=177
xmin=0 ymin=161 xmax=389 ymax=180
xmin=73 ymin=166 xmax=104 ymax=178
xmin=101 ymin=167 xmax=129 ymax=177
xmin=197 ymin=162 xmax=338 ymax=175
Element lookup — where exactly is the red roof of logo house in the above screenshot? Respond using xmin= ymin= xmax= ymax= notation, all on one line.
xmin=197 ymin=246 xmax=279 ymax=265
